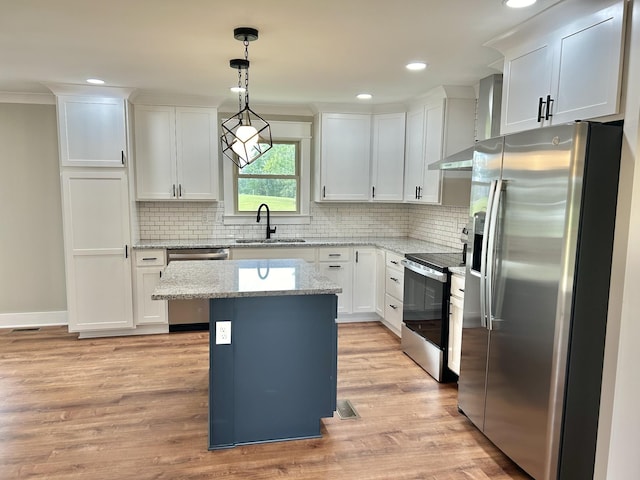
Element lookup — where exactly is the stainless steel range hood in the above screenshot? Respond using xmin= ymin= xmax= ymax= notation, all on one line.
xmin=430 ymin=74 xmax=503 ymax=171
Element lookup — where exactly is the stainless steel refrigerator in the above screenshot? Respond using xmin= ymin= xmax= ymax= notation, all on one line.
xmin=458 ymin=121 xmax=623 ymax=480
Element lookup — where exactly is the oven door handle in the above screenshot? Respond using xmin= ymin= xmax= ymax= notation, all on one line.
xmin=401 ymin=259 xmax=447 ymax=283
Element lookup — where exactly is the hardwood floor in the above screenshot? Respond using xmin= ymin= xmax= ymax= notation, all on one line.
xmin=0 ymin=322 xmax=530 ymax=480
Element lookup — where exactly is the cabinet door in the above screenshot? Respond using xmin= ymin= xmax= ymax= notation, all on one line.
xmin=58 ymin=96 xmax=127 ymax=167
xmin=448 ymin=294 xmax=464 ymax=375
xmin=371 ymin=113 xmax=405 ymax=201
xmin=135 ymin=268 xmax=167 ymax=325
xmin=403 ymin=108 xmax=425 ymax=202
xmin=551 ymin=2 xmax=625 ymax=124
xmin=421 ymin=101 xmax=445 ymax=204
xmin=61 ymin=170 xmax=133 ymax=331
xmin=319 ymin=114 xmax=371 ymax=201
xmin=501 ymin=41 xmax=554 ymax=134
xmin=134 ymin=105 xmax=177 ymax=200
xmin=375 ymin=249 xmax=386 ymax=317
xmin=352 ymin=248 xmax=376 ymax=313
xmin=319 ymin=262 xmax=352 ymax=314
xmin=175 ymin=107 xmax=219 ymax=200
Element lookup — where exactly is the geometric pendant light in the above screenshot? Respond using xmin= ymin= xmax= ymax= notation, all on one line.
xmin=220 ymin=27 xmax=272 ymax=169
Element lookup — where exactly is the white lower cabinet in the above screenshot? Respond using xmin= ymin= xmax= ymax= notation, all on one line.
xmin=60 ymin=170 xmax=134 ymax=332
xmin=318 ymin=247 xmax=352 ymax=314
xmin=448 ymin=273 xmax=465 ymax=375
xmin=379 ymin=250 xmax=404 ymax=337
xmin=375 ymin=249 xmax=386 ymax=317
xmin=352 ymin=248 xmax=377 ymax=313
xmin=133 ymin=249 xmax=167 ymax=325
xmin=384 ymin=293 xmax=403 ymax=333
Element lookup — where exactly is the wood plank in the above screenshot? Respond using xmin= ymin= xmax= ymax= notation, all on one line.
xmin=0 ymin=323 xmax=531 ymax=479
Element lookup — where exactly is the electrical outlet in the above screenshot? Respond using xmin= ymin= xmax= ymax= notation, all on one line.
xmin=216 ymin=321 xmax=231 ymax=345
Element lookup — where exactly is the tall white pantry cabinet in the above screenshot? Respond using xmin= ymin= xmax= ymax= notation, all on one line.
xmin=56 ymin=94 xmax=134 ymax=334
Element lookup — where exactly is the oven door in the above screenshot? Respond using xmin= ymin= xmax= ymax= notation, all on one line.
xmin=402 ymin=263 xmax=449 ymax=350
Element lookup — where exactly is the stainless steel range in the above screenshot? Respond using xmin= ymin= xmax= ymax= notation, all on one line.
xmin=401 ymin=252 xmax=463 ymax=382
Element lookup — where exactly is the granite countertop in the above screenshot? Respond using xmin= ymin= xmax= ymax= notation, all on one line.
xmin=152 ymin=258 xmax=342 ymax=300
xmin=135 ymin=237 xmax=460 ymax=257
xmin=449 ymin=266 xmax=466 ymax=276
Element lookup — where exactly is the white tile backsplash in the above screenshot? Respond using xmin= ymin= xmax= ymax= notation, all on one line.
xmin=137 ymin=201 xmax=469 ymax=248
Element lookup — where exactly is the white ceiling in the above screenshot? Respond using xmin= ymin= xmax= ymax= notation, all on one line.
xmin=0 ymin=0 xmax=606 ymax=110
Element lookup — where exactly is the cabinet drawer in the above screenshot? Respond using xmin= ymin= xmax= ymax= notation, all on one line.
xmin=386 ymin=251 xmax=404 ymax=269
xmin=451 ymin=273 xmax=465 ymax=299
xmin=318 ymin=247 xmax=351 ymax=262
xmin=384 ymin=293 xmax=403 ymax=331
xmin=135 ymin=249 xmax=166 ymax=267
xmin=385 ymin=267 xmax=404 ymax=300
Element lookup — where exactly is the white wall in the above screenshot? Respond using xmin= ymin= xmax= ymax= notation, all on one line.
xmin=0 ymin=103 xmax=66 ymax=321
xmin=596 ymin=0 xmax=640 ymax=477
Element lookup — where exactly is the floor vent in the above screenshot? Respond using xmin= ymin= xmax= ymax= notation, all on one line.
xmin=11 ymin=327 xmax=41 ymax=332
xmin=336 ymin=399 xmax=359 ymax=420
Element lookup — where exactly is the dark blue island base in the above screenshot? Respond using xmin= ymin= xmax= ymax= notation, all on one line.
xmin=208 ymin=294 xmax=338 ymax=450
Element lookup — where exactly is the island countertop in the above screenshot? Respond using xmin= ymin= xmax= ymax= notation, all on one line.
xmin=152 ymin=258 xmax=342 ymax=300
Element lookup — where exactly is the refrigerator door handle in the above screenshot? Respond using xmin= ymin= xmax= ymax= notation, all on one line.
xmin=480 ymin=180 xmax=498 ymax=329
xmin=486 ymin=179 xmax=504 ymax=331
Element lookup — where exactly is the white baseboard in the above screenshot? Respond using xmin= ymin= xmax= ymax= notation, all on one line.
xmin=0 ymin=310 xmax=68 ymax=329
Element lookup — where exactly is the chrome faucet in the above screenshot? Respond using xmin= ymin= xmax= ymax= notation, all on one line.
xmin=256 ymin=203 xmax=277 ymax=239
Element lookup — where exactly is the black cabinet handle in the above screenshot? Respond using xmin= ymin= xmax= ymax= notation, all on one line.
xmin=125 ymin=245 xmax=128 ymax=259
xmin=328 ymin=265 xmax=342 ymax=269
xmin=121 ymin=150 xmax=125 ymax=165
xmin=537 ymin=97 xmax=546 ymax=122
xmin=142 ymin=257 xmax=158 ymax=261
xmin=390 ymin=277 xmax=399 ymax=282
xmin=545 ymin=95 xmax=554 ymax=120
xmin=415 ymin=186 xmax=418 ymax=199
xmin=178 ymin=184 xmax=182 ymax=197
xmin=390 ymin=260 xmax=399 ymax=265
xmin=323 ymin=186 xmax=326 ymax=198
xmin=328 ymin=253 xmax=341 ymax=257
xmin=389 ymin=304 xmax=398 ymax=310
xmin=372 ymin=186 xmax=375 ymax=198
xmin=356 ymin=251 xmax=359 ymax=263
xmin=159 ymin=271 xmax=162 ymax=278
xmin=172 ymin=184 xmax=176 ymax=198
xmin=417 ymin=186 xmax=422 ymax=199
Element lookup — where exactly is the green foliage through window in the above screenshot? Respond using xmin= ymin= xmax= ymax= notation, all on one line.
xmin=236 ymin=143 xmax=299 ymax=212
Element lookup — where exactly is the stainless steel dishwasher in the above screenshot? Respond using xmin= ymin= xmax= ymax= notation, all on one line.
xmin=166 ymin=248 xmax=229 ymax=332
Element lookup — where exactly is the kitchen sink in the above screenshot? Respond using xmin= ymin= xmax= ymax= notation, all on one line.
xmin=235 ymin=238 xmax=306 ymax=244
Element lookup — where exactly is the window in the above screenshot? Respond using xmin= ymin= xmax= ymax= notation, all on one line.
xmin=222 ymin=119 xmax=311 ymax=225
xmin=234 ymin=142 xmax=299 ymax=213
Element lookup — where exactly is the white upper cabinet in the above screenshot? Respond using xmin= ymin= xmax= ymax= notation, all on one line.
xmin=403 ymin=108 xmax=426 ymax=203
xmin=317 ymin=113 xmax=372 ymax=201
xmin=371 ymin=113 xmax=406 ymax=202
xmin=57 ymin=96 xmax=128 ymax=167
xmin=404 ymin=89 xmax=476 ymax=204
xmin=499 ymin=1 xmax=625 ymax=134
xmin=316 ymin=112 xmax=405 ymax=202
xmin=134 ymin=105 xmax=219 ymax=201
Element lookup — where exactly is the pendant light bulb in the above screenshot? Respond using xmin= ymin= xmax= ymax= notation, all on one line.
xmin=231 ymin=124 xmax=259 ymax=162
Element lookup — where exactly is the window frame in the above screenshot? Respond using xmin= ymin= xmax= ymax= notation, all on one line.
xmin=223 ymin=120 xmax=311 ymax=225
xmin=233 ymin=140 xmax=301 ymax=214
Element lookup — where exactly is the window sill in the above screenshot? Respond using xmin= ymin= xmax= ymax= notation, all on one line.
xmin=223 ymin=214 xmax=311 ymax=226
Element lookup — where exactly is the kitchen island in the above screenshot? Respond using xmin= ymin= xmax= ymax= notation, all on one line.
xmin=152 ymin=258 xmax=341 ymax=449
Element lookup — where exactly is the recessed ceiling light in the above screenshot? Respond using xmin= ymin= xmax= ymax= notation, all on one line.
xmin=86 ymin=78 xmax=105 ymax=85
xmin=357 ymin=93 xmax=372 ymax=100
xmin=230 ymin=86 xmax=246 ymax=93
xmin=504 ymin=0 xmax=537 ymax=8
xmin=406 ymin=62 xmax=427 ymax=71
